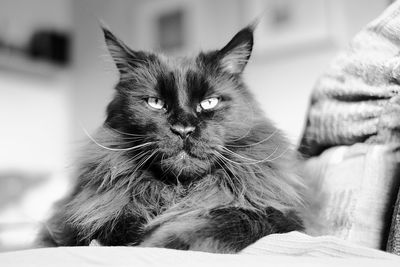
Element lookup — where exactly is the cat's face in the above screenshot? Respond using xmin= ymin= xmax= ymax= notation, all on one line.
xmin=103 ymin=26 xmax=257 ymax=183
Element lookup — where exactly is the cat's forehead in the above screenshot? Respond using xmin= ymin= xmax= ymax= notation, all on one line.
xmin=154 ymin=55 xmax=214 ymax=101
xmin=157 ymin=54 xmax=198 ymax=76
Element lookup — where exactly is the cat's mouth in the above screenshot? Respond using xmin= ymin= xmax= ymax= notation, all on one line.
xmin=170 ymin=149 xmax=203 ymax=165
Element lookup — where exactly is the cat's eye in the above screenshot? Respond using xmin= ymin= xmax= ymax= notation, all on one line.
xmin=147 ymin=97 xmax=165 ymax=110
xmin=199 ymin=97 xmax=219 ymax=110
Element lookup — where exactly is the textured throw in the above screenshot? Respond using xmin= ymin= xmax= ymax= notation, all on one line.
xmin=298 ymin=1 xmax=400 ymax=256
xmin=299 ymin=1 xmax=400 ymax=157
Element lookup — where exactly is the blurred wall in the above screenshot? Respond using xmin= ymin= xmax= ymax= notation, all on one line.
xmin=0 ymin=0 xmax=72 ymax=171
xmin=71 ymin=0 xmax=133 ymax=143
xmin=0 ymin=0 xmax=72 ymax=43
xmin=0 ymin=0 xmax=73 ymax=250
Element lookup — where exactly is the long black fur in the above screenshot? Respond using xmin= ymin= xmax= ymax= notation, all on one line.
xmin=37 ymin=25 xmax=306 ymax=253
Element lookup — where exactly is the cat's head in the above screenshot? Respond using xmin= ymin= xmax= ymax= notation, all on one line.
xmin=103 ymin=25 xmax=263 ymax=183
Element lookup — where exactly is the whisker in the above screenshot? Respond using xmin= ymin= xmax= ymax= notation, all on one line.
xmin=214 ymin=152 xmax=263 ymax=177
xmin=103 ymin=123 xmax=148 ymax=137
xmin=125 ymin=151 xmax=154 ymax=191
xmin=113 ymin=136 xmax=148 ymax=141
xmin=214 ymin=157 xmax=237 ymax=189
xmin=216 ymin=145 xmax=283 ymax=165
xmin=123 ymin=149 xmax=159 ymax=193
xmin=97 ymin=150 xmax=152 ymax=191
xmin=134 ymin=149 xmax=158 ymax=172
xmin=261 ymin=146 xmax=291 ymax=162
xmin=127 ymin=149 xmax=160 ymax=193
xmin=213 ymin=150 xmax=244 ymax=166
xmin=228 ymin=97 xmax=255 ymax=142
xmin=214 ymin=155 xmax=247 ymax=197
xmin=100 ymin=138 xmax=146 ymax=145
xmin=218 ymin=146 xmax=260 ymax=163
xmin=82 ymin=126 xmax=154 ymax=151
xmin=159 ymin=157 xmax=175 ymax=182
xmin=143 ymin=149 xmax=160 ymax=172
xmin=225 ymin=129 xmax=278 ymax=148
xmin=216 ymin=153 xmax=264 ymax=175
xmin=221 ymin=145 xmax=274 ymax=163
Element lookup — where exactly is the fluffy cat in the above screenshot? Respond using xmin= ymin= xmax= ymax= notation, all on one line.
xmin=38 ymin=24 xmax=305 ymax=253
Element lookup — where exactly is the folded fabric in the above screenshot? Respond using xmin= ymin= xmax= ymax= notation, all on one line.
xmin=388 ymin=188 xmax=400 ymax=253
xmin=302 ymin=143 xmax=400 ymax=251
xmin=241 ymin=231 xmax=398 ymax=259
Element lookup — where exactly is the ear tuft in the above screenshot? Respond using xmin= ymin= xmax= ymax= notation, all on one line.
xmin=101 ymin=26 xmax=131 ymax=68
xmin=218 ymin=26 xmax=254 ymax=74
xmin=101 ymin=25 xmax=146 ymax=77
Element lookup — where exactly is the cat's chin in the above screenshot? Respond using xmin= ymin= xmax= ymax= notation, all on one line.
xmin=160 ymin=151 xmax=212 ymax=182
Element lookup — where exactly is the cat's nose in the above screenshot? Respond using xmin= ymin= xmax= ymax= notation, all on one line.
xmin=170 ymin=124 xmax=195 ymax=139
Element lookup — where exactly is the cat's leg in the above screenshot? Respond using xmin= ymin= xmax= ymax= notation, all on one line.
xmin=140 ymin=207 xmax=303 ymax=253
xmin=36 ymin=192 xmax=147 ymax=247
xmin=37 ymin=211 xmax=147 ymax=247
xmin=94 ymin=214 xmax=147 ymax=246
xmin=36 ymin=213 xmax=86 ymax=247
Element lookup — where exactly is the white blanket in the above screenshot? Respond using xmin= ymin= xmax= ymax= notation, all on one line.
xmin=1 ymin=232 xmax=399 ymax=267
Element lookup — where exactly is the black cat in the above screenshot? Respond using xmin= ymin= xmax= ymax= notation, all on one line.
xmin=38 ymin=24 xmax=305 ymax=253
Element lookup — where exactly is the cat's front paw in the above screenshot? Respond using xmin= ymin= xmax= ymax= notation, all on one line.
xmin=140 ymin=231 xmax=190 ymax=250
xmin=140 ymin=221 xmax=192 ymax=250
xmin=139 ymin=221 xmax=230 ymax=253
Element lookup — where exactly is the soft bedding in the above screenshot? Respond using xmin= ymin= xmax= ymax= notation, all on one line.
xmin=0 ymin=232 xmax=399 ymax=267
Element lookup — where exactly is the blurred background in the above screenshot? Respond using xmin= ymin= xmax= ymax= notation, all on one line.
xmin=0 ymin=0 xmax=393 ymax=251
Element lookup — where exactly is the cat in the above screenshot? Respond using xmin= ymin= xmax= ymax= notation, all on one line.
xmin=38 ymin=24 xmax=305 ymax=253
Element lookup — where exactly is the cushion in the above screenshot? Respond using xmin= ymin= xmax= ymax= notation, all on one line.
xmin=302 ymin=143 xmax=400 ymax=250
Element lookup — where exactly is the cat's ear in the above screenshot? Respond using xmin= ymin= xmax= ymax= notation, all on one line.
xmin=102 ymin=26 xmax=144 ymax=75
xmin=217 ymin=26 xmax=254 ymax=74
